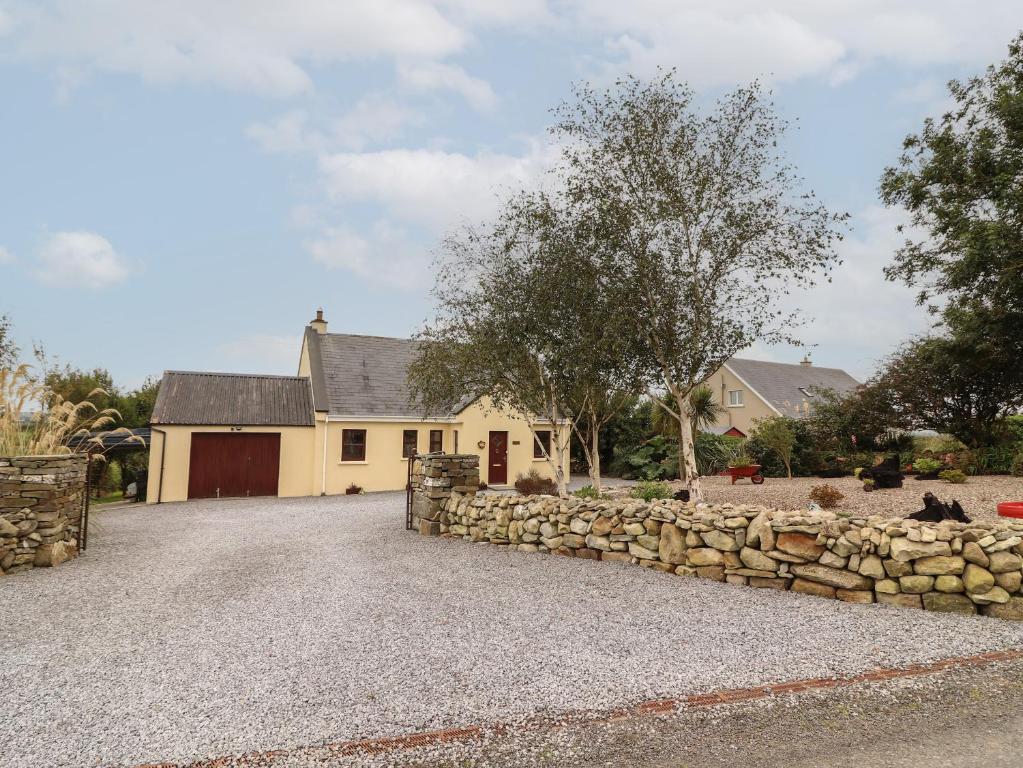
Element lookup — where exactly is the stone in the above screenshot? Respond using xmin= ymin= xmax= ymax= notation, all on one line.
xmin=876 ymin=592 xmax=923 ymax=609
xmin=791 ymin=578 xmax=836 ymax=599
xmin=858 ymin=555 xmax=885 ymax=579
xmin=818 ymin=551 xmax=848 ymax=569
xmin=883 ymin=559 xmax=914 ymax=577
xmin=970 ymin=586 xmax=1011 ymax=605
xmin=561 ymin=533 xmax=585 ymax=548
xmin=963 ymin=563 xmax=995 ymax=594
xmin=889 ymin=538 xmax=952 ymax=562
xmin=695 ymin=565 xmax=726 ymax=581
xmin=637 ymin=534 xmax=660 ymax=551
xmin=913 ymin=556 xmax=965 ymax=576
xmin=569 ymin=517 xmax=590 ymax=536
xmin=687 ymin=547 xmax=725 ymax=567
xmin=898 ymin=575 xmax=935 ymax=594
xmin=982 ymin=597 xmax=1023 ymax=621
xmin=0 ymin=517 xmax=18 ymax=537
xmin=658 ymin=524 xmax=687 ymax=565
xmin=740 ymin=547 xmax=779 ymax=572
xmin=517 ymin=543 xmax=540 ymax=553
xmin=994 ymin=571 xmax=1022 ymax=593
xmin=875 ymin=578 xmax=900 ymax=594
xmin=418 ymin=519 xmax=441 ymax=536
xmin=674 ymin=565 xmax=697 ymax=577
xmin=623 ymin=522 xmax=645 ymax=536
xmin=628 ymin=542 xmax=659 ymax=560
xmin=749 ymin=576 xmax=789 ymax=591
xmin=789 ymin=564 xmax=874 ymax=591
xmin=836 ymin=589 xmax=874 ymax=604
xmin=601 ymin=551 xmax=633 ymax=564
xmin=831 ymin=537 xmax=858 ymax=557
xmin=700 ymin=530 xmax=739 ymax=552
xmin=776 ymin=532 xmax=825 ymax=561
xmin=591 ymin=516 xmax=615 ymax=536
xmin=746 ymin=512 xmax=772 ymax=548
xmin=988 ymin=551 xmax=1023 ymax=574
xmin=922 ymin=593 xmax=976 ymax=615
xmin=585 ymin=534 xmax=611 ymax=551
xmin=962 ymin=541 xmax=990 ymax=567
xmin=934 ymin=575 xmax=965 ymax=593
xmin=575 ymin=548 xmax=601 ymax=560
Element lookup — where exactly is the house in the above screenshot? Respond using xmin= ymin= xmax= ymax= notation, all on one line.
xmin=703 ymin=356 xmax=860 ymax=436
xmin=146 ymin=310 xmax=569 ymax=503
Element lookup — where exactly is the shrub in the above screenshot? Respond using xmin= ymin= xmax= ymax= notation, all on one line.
xmin=609 ymin=435 xmax=678 ymax=480
xmin=1013 ymin=452 xmax=1023 ymax=478
xmin=913 ymin=457 xmax=943 ymax=474
xmin=938 ymin=469 xmax=967 ymax=484
xmin=572 ymin=484 xmax=600 ymax=499
xmin=809 ymin=484 xmax=844 ymax=509
xmin=514 ymin=468 xmax=558 ymax=496
xmin=630 ymin=480 xmax=673 ymax=502
xmin=853 ymin=467 xmax=864 ymax=479
xmin=694 ymin=432 xmax=744 ymax=475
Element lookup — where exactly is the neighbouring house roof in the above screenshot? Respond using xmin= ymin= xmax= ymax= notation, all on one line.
xmin=66 ymin=427 xmax=150 ymax=452
xmin=724 ymin=358 xmax=860 ymax=419
xmin=150 ymin=371 xmax=315 ymax=426
xmin=306 ymin=332 xmax=455 ymax=418
xmin=703 ymin=424 xmax=746 ymax=437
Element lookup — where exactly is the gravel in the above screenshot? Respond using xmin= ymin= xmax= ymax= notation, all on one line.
xmin=2 ymin=492 xmax=1022 ymax=767
xmin=668 ymin=474 xmax=1023 ymax=520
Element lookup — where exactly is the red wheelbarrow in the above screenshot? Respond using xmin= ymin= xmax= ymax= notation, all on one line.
xmin=721 ymin=464 xmax=765 ymax=485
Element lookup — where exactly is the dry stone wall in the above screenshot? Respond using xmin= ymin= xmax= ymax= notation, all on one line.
xmin=416 ymin=472 xmax=1023 ymax=621
xmin=411 ymin=454 xmax=481 ymax=536
xmin=0 ymin=454 xmax=87 ymax=575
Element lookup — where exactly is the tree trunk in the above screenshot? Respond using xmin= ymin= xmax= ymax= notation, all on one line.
xmin=589 ymin=422 xmax=602 ymax=495
xmin=676 ymin=403 xmax=703 ymax=500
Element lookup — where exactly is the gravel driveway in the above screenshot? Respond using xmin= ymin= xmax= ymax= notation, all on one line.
xmin=2 ymin=493 xmax=1022 ymax=767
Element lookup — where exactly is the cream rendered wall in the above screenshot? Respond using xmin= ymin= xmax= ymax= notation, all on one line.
xmin=704 ymin=367 xmax=781 ymax=435
xmin=146 ymin=425 xmax=317 ymax=503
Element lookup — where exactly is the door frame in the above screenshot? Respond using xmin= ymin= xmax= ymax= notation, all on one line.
xmin=488 ymin=430 xmax=508 ymax=485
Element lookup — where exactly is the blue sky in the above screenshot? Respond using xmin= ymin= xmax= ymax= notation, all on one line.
xmin=0 ymin=1 xmax=1020 ymax=388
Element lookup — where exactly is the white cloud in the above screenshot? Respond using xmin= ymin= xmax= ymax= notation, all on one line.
xmin=0 ymin=245 xmax=14 ymax=264
xmin=35 ymin=231 xmax=129 ymax=289
xmin=246 ymin=110 xmax=318 ymax=154
xmin=762 ymin=205 xmax=935 ymax=379
xmin=397 ymin=60 xmax=497 ymax=111
xmin=11 ymin=0 xmax=468 ymax=97
xmin=217 ymin=333 xmax=302 ymax=375
xmin=566 ymin=1 xmax=1023 ymax=88
xmin=306 ymin=221 xmax=427 ymax=291
xmin=317 ymin=142 xmax=556 ymax=232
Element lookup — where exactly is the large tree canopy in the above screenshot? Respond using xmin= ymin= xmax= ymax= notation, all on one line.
xmin=551 ymin=72 xmax=847 ymax=497
xmin=881 ymin=32 xmax=1023 ymax=313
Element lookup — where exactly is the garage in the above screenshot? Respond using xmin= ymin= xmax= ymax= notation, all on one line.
xmin=147 ymin=371 xmax=318 ymax=503
xmin=187 ymin=433 xmax=281 ymax=499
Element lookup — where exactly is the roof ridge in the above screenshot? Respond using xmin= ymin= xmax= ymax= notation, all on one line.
xmin=322 ymin=332 xmax=413 ymax=342
xmin=164 ymin=370 xmax=311 ymax=381
xmin=729 ymin=357 xmax=850 ymax=374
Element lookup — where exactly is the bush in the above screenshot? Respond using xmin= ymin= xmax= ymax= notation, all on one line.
xmin=609 ymin=435 xmax=678 ymax=480
xmin=745 ymin=418 xmax=819 ymax=477
xmin=938 ymin=469 xmax=967 ymax=484
xmin=573 ymin=485 xmax=599 ymax=499
xmin=809 ymin=484 xmax=844 ymax=509
xmin=913 ymin=457 xmax=943 ymax=474
xmin=630 ymin=480 xmax=673 ymax=502
xmin=694 ymin=432 xmax=744 ymax=475
xmin=514 ymin=468 xmax=558 ymax=496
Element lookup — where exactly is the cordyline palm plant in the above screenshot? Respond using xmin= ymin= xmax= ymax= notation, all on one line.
xmin=0 ymin=364 xmax=138 ymax=457
xmin=650 ymin=386 xmax=726 ymax=479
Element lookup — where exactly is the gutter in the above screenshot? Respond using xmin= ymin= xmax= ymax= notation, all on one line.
xmin=151 ymin=427 xmax=167 ymax=503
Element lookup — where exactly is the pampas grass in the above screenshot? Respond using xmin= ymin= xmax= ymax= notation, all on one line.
xmin=0 ymin=364 xmax=141 ymax=457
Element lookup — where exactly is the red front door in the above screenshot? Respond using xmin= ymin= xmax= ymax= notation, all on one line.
xmin=187 ymin=433 xmax=281 ymax=499
xmin=488 ymin=431 xmax=508 ymax=485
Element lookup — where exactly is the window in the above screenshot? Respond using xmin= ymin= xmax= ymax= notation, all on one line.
xmin=429 ymin=429 xmax=443 ymax=453
xmin=533 ymin=429 xmax=552 ymax=459
xmin=727 ymin=390 xmax=744 ymax=407
xmin=453 ymin=430 xmax=459 ymax=453
xmin=341 ymin=429 xmax=367 ymax=461
xmin=402 ymin=429 xmax=418 ymax=459
xmin=798 ymin=387 xmax=816 ymax=398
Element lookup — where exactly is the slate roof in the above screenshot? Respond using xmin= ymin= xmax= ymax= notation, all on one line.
xmin=307 ymin=332 xmax=444 ymax=418
xmin=150 ymin=372 xmax=315 ymax=426
xmin=725 ymin=358 xmax=860 ymax=419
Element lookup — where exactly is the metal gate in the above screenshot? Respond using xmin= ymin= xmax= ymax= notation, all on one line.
xmin=405 ymin=454 xmax=415 ymax=530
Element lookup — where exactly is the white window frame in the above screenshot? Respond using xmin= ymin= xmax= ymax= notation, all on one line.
xmin=727 ymin=389 xmax=744 ymax=407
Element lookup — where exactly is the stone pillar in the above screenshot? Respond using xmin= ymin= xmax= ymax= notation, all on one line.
xmin=411 ymin=454 xmax=480 ymax=536
xmin=0 ymin=453 xmax=88 ymax=575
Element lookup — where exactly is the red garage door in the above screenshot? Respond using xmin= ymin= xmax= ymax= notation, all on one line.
xmin=187 ymin=433 xmax=281 ymax=500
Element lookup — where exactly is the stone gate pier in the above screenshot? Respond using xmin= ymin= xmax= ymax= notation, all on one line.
xmin=410 ymin=454 xmax=480 ymax=535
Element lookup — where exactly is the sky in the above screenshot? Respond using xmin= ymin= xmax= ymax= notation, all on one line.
xmin=0 ymin=1 xmax=1020 ymax=389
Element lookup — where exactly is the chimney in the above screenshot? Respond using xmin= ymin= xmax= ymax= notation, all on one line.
xmin=309 ymin=308 xmax=327 ymax=335
xmin=800 ymin=355 xmax=812 ymax=367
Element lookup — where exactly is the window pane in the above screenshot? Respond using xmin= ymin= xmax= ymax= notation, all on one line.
xmin=534 ymin=430 xmax=551 ymax=458
xmin=342 ymin=429 xmax=367 ymax=461
xmin=728 ymin=390 xmax=743 ymax=406
xmin=429 ymin=429 xmax=443 ymax=453
xmin=402 ymin=429 xmax=418 ymax=459
xmin=453 ymin=430 xmax=459 ymax=453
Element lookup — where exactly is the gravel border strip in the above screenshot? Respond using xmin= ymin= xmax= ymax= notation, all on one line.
xmin=136 ymin=647 xmax=1023 ymax=768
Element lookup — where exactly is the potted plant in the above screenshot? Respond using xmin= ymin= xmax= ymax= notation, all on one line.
xmin=345 ymin=482 xmax=362 ymax=495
